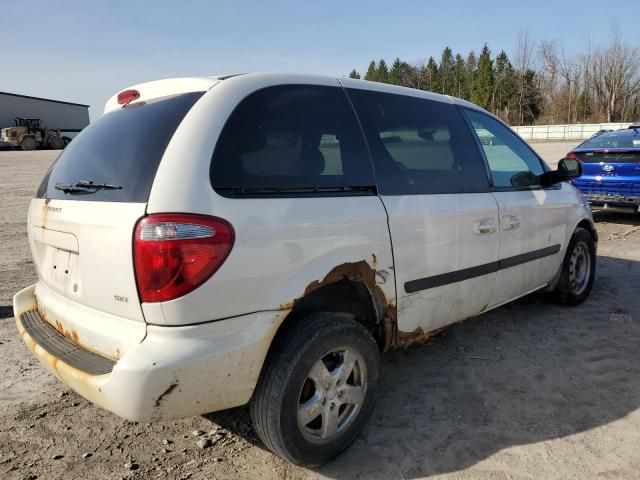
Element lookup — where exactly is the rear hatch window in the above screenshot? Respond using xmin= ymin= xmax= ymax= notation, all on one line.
xmin=37 ymin=92 xmax=203 ymax=202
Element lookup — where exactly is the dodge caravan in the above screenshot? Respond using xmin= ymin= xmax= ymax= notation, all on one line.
xmin=13 ymin=73 xmax=597 ymax=467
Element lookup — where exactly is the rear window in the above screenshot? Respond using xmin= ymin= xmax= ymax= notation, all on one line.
xmin=36 ymin=92 xmax=203 ymax=202
xmin=578 ymin=131 xmax=640 ymax=152
xmin=210 ymin=85 xmax=375 ymax=196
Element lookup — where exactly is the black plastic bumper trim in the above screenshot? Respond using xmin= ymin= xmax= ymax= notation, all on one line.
xmin=20 ymin=309 xmax=115 ymax=375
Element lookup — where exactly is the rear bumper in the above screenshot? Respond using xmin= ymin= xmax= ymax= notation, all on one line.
xmin=573 ymin=181 xmax=640 ymax=207
xmin=584 ymin=194 xmax=640 ymax=207
xmin=13 ymin=284 xmax=286 ymax=422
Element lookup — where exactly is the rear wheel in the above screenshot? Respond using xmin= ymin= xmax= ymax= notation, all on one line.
xmin=20 ymin=136 xmax=37 ymax=151
xmin=550 ymin=227 xmax=596 ymax=305
xmin=250 ymin=313 xmax=380 ymax=467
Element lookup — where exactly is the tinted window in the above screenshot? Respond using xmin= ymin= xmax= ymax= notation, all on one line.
xmin=465 ymin=109 xmax=545 ymax=189
xmin=347 ymin=89 xmax=489 ymax=195
xmin=211 ymin=85 xmax=375 ymax=195
xmin=37 ymin=92 xmax=203 ymax=202
xmin=578 ymin=130 xmax=640 ymax=151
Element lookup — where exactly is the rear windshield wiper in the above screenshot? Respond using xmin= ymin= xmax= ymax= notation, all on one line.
xmin=75 ymin=180 xmax=122 ymax=190
xmin=55 ymin=180 xmax=122 ymax=194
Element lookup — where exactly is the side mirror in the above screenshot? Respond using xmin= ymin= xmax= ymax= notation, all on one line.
xmin=540 ymin=158 xmax=583 ymax=187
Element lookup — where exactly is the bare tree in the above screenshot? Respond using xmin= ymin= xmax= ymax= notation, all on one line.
xmin=592 ymin=31 xmax=640 ymax=122
xmin=538 ymin=40 xmax=559 ymax=123
xmin=558 ymin=44 xmax=581 ymax=124
xmin=515 ymin=30 xmax=535 ymax=125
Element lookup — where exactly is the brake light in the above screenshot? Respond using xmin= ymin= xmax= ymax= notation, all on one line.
xmin=566 ymin=152 xmax=577 ymax=159
xmin=133 ymin=214 xmax=234 ymax=303
xmin=117 ymin=89 xmax=140 ymax=106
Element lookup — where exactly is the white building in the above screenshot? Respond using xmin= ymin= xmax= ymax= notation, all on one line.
xmin=0 ymin=91 xmax=89 ymax=145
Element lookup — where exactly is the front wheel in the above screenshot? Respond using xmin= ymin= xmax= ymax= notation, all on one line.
xmin=550 ymin=227 xmax=596 ymax=305
xmin=250 ymin=313 xmax=380 ymax=467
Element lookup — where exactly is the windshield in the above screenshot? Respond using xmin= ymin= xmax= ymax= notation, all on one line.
xmin=36 ymin=91 xmax=203 ymax=202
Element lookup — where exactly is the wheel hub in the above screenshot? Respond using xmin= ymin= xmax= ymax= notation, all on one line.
xmin=297 ymin=347 xmax=367 ymax=443
xmin=568 ymin=241 xmax=591 ymax=296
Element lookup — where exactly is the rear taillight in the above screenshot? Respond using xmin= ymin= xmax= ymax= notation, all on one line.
xmin=566 ymin=152 xmax=577 ymax=159
xmin=133 ymin=214 xmax=234 ymax=303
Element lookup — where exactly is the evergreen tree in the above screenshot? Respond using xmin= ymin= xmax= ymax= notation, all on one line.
xmin=365 ymin=61 xmax=378 ymax=81
xmin=377 ymin=59 xmax=389 ymax=83
xmin=452 ymin=53 xmax=467 ymax=98
xmin=493 ymin=50 xmax=517 ymax=121
xmin=423 ymin=57 xmax=439 ymax=92
xmin=349 ymin=69 xmax=361 ymax=79
xmin=389 ymin=57 xmax=403 ymax=85
xmin=520 ymin=68 xmax=542 ymax=124
xmin=576 ymin=89 xmax=592 ymax=121
xmin=472 ymin=44 xmax=494 ymax=109
xmin=439 ymin=47 xmax=455 ymax=95
xmin=465 ymin=51 xmax=477 ymax=101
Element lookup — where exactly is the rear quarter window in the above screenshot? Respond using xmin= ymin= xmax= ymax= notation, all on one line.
xmin=37 ymin=92 xmax=203 ymax=202
xmin=210 ymin=85 xmax=375 ymax=196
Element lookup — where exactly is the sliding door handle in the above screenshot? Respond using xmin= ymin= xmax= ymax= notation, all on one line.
xmin=502 ymin=215 xmax=521 ymax=230
xmin=473 ymin=219 xmax=497 ymax=235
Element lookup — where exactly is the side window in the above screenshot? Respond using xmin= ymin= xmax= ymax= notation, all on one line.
xmin=465 ymin=109 xmax=545 ymax=189
xmin=347 ymin=89 xmax=489 ymax=195
xmin=211 ymin=85 xmax=374 ymax=194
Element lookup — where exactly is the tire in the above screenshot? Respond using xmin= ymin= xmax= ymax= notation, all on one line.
xmin=49 ymin=136 xmax=64 ymax=150
xmin=250 ymin=312 xmax=380 ymax=467
xmin=550 ymin=227 xmax=596 ymax=305
xmin=20 ymin=136 xmax=37 ymax=151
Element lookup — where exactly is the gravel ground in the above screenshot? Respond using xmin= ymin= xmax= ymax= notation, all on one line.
xmin=1 ymin=145 xmax=639 ymax=480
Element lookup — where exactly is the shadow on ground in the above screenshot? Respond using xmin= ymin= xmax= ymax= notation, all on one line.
xmin=0 ymin=305 xmax=14 ymax=319
xmin=205 ymin=254 xmax=640 ymax=478
xmin=593 ymin=209 xmax=640 ymax=227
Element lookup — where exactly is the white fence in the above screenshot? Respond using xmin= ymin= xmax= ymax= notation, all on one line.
xmin=512 ymin=123 xmax=629 ymax=141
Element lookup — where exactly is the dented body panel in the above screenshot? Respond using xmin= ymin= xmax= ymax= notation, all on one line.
xmin=14 ymin=284 xmax=286 ymax=421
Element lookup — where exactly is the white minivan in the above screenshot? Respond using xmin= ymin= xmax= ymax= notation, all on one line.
xmin=14 ymin=73 xmax=596 ymax=466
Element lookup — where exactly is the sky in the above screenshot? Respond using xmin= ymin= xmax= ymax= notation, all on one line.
xmin=1 ymin=0 xmax=638 ymax=119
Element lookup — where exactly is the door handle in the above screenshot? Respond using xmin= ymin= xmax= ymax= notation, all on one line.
xmin=502 ymin=215 xmax=521 ymax=231
xmin=473 ymin=219 xmax=497 ymax=235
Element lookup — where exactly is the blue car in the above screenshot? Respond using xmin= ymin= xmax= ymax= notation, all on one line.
xmin=570 ymin=125 xmax=640 ymax=212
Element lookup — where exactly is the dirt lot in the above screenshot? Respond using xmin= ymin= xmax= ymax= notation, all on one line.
xmin=1 ymin=143 xmax=639 ymax=480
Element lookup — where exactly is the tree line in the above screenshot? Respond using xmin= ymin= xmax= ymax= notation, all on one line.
xmin=348 ymin=32 xmax=640 ymax=126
